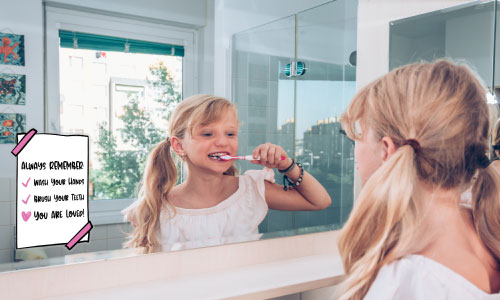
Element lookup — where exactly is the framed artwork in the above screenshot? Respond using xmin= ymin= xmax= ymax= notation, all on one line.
xmin=0 ymin=113 xmax=25 ymax=144
xmin=0 ymin=33 xmax=25 ymax=66
xmin=0 ymin=73 xmax=25 ymax=105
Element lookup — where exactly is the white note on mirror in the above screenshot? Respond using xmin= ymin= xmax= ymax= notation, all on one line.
xmin=16 ymin=133 xmax=89 ymax=249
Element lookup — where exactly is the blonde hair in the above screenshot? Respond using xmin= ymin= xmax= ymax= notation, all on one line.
xmin=338 ymin=60 xmax=500 ymax=300
xmin=123 ymin=94 xmax=239 ymax=253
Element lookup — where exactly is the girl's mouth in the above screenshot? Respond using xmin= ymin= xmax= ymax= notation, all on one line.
xmin=208 ymin=152 xmax=230 ymax=160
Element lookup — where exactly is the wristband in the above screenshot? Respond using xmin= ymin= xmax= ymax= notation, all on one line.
xmin=278 ymin=159 xmax=296 ymax=173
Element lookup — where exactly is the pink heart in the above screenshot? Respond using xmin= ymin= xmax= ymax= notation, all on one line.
xmin=22 ymin=211 xmax=31 ymax=222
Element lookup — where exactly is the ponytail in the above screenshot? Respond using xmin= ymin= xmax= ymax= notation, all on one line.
xmin=338 ymin=145 xmax=425 ymax=300
xmin=471 ymin=164 xmax=500 ymax=261
xmin=123 ymin=138 xmax=178 ymax=253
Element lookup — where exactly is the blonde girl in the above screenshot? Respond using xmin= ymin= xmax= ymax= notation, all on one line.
xmin=123 ymin=94 xmax=331 ymax=253
xmin=338 ymin=60 xmax=500 ymax=299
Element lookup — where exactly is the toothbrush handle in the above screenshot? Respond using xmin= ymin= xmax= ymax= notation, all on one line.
xmin=242 ymin=155 xmax=258 ymax=160
xmin=242 ymin=155 xmax=286 ymax=161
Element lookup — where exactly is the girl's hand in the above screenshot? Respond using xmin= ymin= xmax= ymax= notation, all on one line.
xmin=251 ymin=142 xmax=292 ymax=170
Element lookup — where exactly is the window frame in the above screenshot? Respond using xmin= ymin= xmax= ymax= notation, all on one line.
xmin=45 ymin=6 xmax=198 ymax=225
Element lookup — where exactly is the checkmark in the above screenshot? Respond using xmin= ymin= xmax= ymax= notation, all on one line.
xmin=22 ymin=194 xmax=31 ymax=204
xmin=22 ymin=177 xmax=31 ymax=188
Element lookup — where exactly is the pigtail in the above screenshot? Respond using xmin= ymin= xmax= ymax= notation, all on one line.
xmin=471 ymin=164 xmax=500 ymax=261
xmin=123 ymin=138 xmax=178 ymax=253
xmin=338 ymin=145 xmax=424 ymax=300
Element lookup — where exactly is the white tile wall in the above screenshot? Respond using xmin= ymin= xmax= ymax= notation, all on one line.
xmin=90 ymin=225 xmax=107 ymax=240
xmin=0 ymin=249 xmax=13 ymax=264
xmin=87 ymin=239 xmax=107 ymax=252
xmin=108 ymin=237 xmax=127 ymax=251
xmin=0 ymin=178 xmax=10 ymax=202
xmin=0 ymin=226 xmax=12 ymax=250
xmin=0 ymin=203 xmax=11 ymax=226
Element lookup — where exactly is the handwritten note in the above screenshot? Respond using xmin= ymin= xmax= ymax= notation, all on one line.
xmin=16 ymin=133 xmax=89 ymax=249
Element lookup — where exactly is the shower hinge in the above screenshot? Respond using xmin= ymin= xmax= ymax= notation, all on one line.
xmin=284 ymin=61 xmax=306 ymax=77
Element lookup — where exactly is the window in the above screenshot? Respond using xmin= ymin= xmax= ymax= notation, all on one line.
xmin=46 ymin=6 xmax=197 ymax=223
xmin=58 ymin=32 xmax=183 ymax=201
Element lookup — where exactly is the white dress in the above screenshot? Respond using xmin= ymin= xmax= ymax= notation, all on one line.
xmin=364 ymin=254 xmax=500 ymax=300
xmin=158 ymin=168 xmax=273 ymax=251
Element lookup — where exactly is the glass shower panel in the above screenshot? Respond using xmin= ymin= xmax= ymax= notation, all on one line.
xmin=232 ymin=16 xmax=296 ymax=234
xmin=389 ymin=0 xmax=496 ymax=90
xmin=295 ymin=0 xmax=357 ymax=228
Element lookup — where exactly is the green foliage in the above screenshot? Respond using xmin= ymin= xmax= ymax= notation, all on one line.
xmin=148 ymin=61 xmax=182 ymax=120
xmin=91 ymin=61 xmax=181 ymax=200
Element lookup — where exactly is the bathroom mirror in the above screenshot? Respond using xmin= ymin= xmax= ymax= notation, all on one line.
xmin=0 ymin=0 xmax=357 ymax=273
xmin=389 ymin=0 xmax=497 ymax=91
xmin=390 ymin=0 xmax=500 ymax=157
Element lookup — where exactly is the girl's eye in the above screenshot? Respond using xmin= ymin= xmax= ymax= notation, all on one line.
xmin=227 ymin=132 xmax=236 ymax=137
xmin=202 ymin=132 xmax=212 ymax=137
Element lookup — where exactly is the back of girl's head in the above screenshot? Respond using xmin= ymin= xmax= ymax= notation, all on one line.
xmin=338 ymin=60 xmax=500 ymax=300
xmin=123 ymin=94 xmax=239 ymax=253
xmin=343 ymin=60 xmax=490 ymax=188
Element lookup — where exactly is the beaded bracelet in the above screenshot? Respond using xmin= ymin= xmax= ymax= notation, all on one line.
xmin=283 ymin=162 xmax=303 ymax=191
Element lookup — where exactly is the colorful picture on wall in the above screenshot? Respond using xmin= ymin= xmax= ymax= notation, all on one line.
xmin=0 ymin=33 xmax=25 ymax=66
xmin=0 ymin=113 xmax=25 ymax=144
xmin=0 ymin=73 xmax=26 ymax=105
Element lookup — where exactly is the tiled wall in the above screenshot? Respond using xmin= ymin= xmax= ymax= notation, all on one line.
xmin=0 ymin=177 xmax=132 ymax=271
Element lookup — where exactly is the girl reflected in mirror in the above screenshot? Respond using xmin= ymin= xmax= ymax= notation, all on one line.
xmin=123 ymin=94 xmax=331 ymax=253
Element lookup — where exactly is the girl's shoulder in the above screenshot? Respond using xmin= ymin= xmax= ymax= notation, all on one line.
xmin=239 ymin=167 xmax=276 ymax=201
xmin=364 ymin=255 xmax=499 ymax=300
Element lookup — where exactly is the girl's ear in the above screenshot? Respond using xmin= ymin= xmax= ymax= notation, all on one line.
xmin=381 ymin=136 xmax=397 ymax=162
xmin=169 ymin=136 xmax=185 ymax=157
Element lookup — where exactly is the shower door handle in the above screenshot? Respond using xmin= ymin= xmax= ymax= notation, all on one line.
xmin=284 ymin=61 xmax=306 ymax=77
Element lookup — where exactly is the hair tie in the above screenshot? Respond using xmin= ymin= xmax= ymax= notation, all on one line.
xmin=402 ymin=139 xmax=421 ymax=153
xmin=165 ymin=137 xmax=171 ymax=145
xmin=467 ymin=144 xmax=490 ymax=169
xmin=477 ymin=154 xmax=490 ymax=169
xmin=493 ymin=144 xmax=500 ymax=151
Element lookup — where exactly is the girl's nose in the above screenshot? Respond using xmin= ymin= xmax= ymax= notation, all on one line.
xmin=214 ymin=135 xmax=229 ymax=146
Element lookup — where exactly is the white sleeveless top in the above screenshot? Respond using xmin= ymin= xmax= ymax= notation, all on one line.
xmin=158 ymin=168 xmax=273 ymax=251
xmin=364 ymin=255 xmax=500 ymax=300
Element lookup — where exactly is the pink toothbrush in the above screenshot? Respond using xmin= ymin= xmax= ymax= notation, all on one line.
xmin=218 ymin=155 xmax=286 ymax=161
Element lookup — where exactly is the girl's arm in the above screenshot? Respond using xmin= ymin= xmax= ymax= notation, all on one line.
xmin=252 ymin=143 xmax=332 ymax=211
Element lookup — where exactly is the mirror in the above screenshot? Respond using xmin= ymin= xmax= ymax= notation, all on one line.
xmin=0 ymin=0 xmax=357 ymax=273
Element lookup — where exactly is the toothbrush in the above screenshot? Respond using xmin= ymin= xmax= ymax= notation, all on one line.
xmin=218 ymin=155 xmax=286 ymax=161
